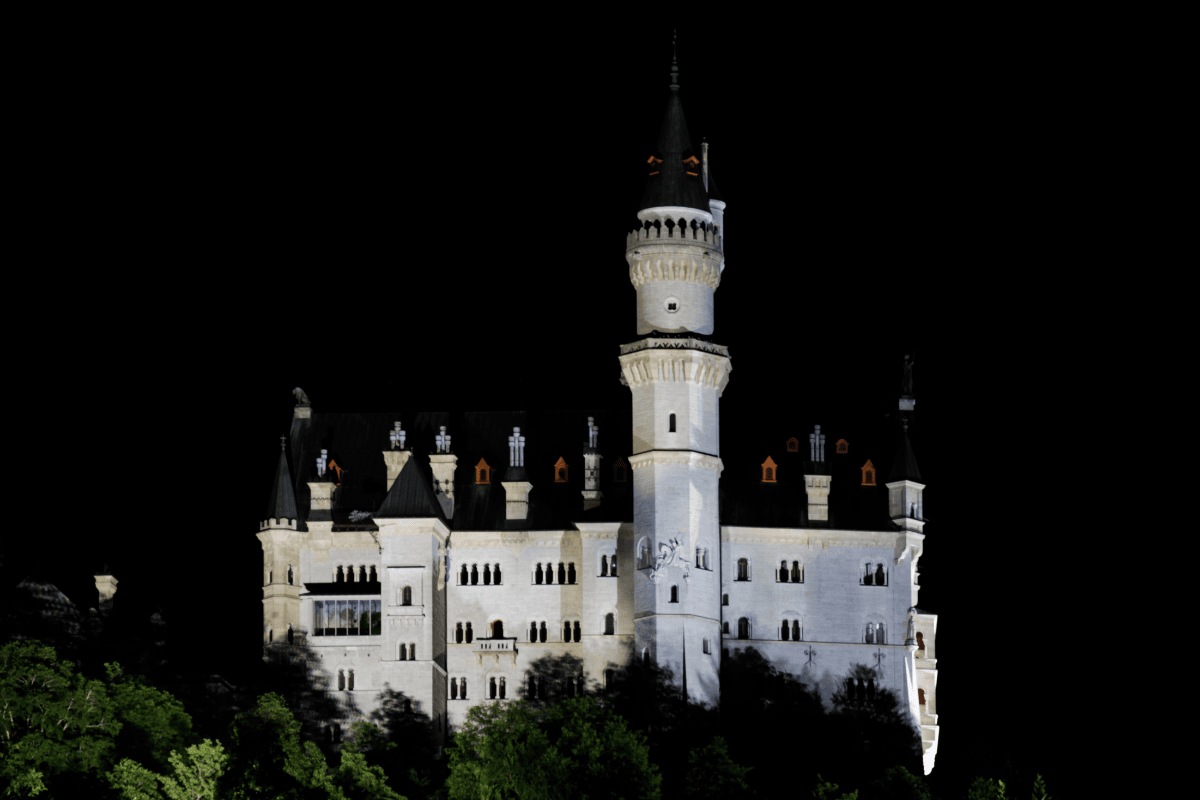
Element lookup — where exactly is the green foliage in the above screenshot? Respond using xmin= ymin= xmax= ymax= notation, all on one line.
xmin=863 ymin=766 xmax=930 ymax=800
xmin=684 ymin=736 xmax=752 ymax=800
xmin=105 ymin=663 xmax=194 ymax=773
xmin=109 ymin=759 xmax=166 ymax=800
xmin=813 ymin=774 xmax=859 ymax=800
xmin=220 ymin=692 xmax=336 ymax=799
xmin=159 ymin=740 xmax=227 ymax=800
xmin=446 ymin=696 xmax=660 ymax=800
xmin=0 ymin=641 xmax=121 ymax=796
xmin=1031 ymin=773 xmax=1051 ymax=800
xmin=967 ymin=777 xmax=1006 ymax=800
xmin=332 ymin=749 xmax=406 ymax=800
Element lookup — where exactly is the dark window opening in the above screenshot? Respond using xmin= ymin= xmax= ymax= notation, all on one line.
xmin=492 ymin=620 xmax=504 ymax=639
xmin=456 ymin=623 xmax=463 ymax=644
xmin=494 ymin=563 xmax=502 ymax=583
xmin=567 ymin=562 xmax=576 ymax=583
xmin=535 ymin=564 xmax=543 ymax=584
xmin=557 ymin=563 xmax=566 ymax=584
xmin=604 ymin=613 xmax=614 ymax=635
xmin=466 ymin=622 xmax=473 ymax=643
xmin=573 ymin=621 xmax=581 ymax=642
xmin=402 ymin=586 xmax=412 ymax=606
xmin=669 ymin=413 xmax=676 ymax=432
xmin=471 ymin=565 xmax=479 ymax=585
xmin=539 ymin=622 xmax=547 ymax=643
xmin=460 ymin=565 xmax=468 ymax=585
xmin=737 ymin=558 xmax=749 ymax=581
xmin=670 ymin=585 xmax=679 ymax=603
xmin=484 ymin=564 xmax=492 ymax=585
xmin=781 ymin=620 xmax=789 ymax=641
xmin=601 ymin=555 xmax=609 ymax=577
xmin=738 ymin=618 xmax=749 ymax=639
xmin=530 ymin=621 xmax=537 ymax=642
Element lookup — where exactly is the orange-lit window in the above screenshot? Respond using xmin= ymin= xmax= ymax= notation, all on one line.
xmin=554 ymin=457 xmax=568 ymax=483
xmin=761 ymin=456 xmax=778 ymax=483
xmin=683 ymin=155 xmax=700 ymax=176
xmin=861 ymin=460 xmax=876 ymax=486
xmin=786 ymin=437 xmax=799 ymax=452
xmin=836 ymin=439 xmax=848 ymax=454
xmin=475 ymin=458 xmax=491 ymax=485
xmin=647 ymin=155 xmax=663 ymax=175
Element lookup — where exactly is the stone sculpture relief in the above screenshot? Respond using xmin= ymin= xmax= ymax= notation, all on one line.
xmin=650 ymin=536 xmax=691 ymax=584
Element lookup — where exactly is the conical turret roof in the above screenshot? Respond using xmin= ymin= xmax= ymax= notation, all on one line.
xmin=639 ymin=54 xmax=709 ymax=213
xmin=266 ymin=437 xmax=298 ymax=521
xmin=887 ymin=421 xmax=922 ymax=483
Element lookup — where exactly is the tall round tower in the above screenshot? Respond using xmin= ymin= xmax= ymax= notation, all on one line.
xmin=619 ymin=46 xmax=729 ymax=705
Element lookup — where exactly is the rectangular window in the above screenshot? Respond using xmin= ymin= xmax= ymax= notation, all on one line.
xmin=371 ymin=600 xmax=381 ymax=635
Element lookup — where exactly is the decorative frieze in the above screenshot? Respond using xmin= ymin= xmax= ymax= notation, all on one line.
xmin=619 ymin=337 xmax=730 ymax=357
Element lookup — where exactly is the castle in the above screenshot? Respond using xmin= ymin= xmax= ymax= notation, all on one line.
xmin=257 ymin=54 xmax=940 ymax=775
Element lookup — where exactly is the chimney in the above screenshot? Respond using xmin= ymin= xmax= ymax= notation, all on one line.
xmin=383 ymin=420 xmax=412 ymax=491
xmin=582 ymin=417 xmax=603 ymax=511
xmin=803 ymin=425 xmax=831 ymax=523
xmin=429 ymin=425 xmax=458 ymax=519
xmin=95 ymin=572 xmax=118 ymax=616
xmin=502 ymin=426 xmax=533 ymax=520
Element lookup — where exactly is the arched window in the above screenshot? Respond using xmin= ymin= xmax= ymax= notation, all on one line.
xmin=456 ymin=623 xmax=463 ymax=644
xmin=557 ymin=563 xmax=566 ymax=584
xmin=489 ymin=677 xmax=497 ymax=699
xmin=779 ymin=560 xmax=787 ymax=581
xmin=484 ymin=564 xmax=492 ymax=585
xmin=338 ymin=670 xmax=346 ymax=691
xmin=738 ymin=618 xmax=749 ymax=639
xmin=573 ymin=621 xmax=581 ymax=642
xmin=347 ymin=566 xmax=355 ymax=583
xmin=460 ymin=565 xmax=468 ymax=585
xmin=670 ymin=585 xmax=679 ymax=603
xmin=492 ymin=620 xmax=504 ymax=639
xmin=614 ymin=458 xmax=627 ymax=483
xmin=535 ymin=563 xmax=543 ymax=584
xmin=865 ymin=624 xmax=874 ymax=644
xmin=876 ymin=624 xmax=885 ymax=645
xmin=402 ymin=586 xmax=412 ymax=606
xmin=336 ymin=566 xmax=344 ymax=584
xmin=494 ymin=563 xmax=502 ymax=584
xmin=539 ymin=622 xmax=547 ymax=643
xmin=610 ymin=554 xmax=617 ymax=576
xmin=916 ymin=632 xmax=925 ymax=650
xmin=791 ymin=561 xmax=802 ymax=582
xmin=451 ymin=679 xmax=459 ymax=699
xmin=410 ymin=643 xmax=416 ymax=659
xmin=861 ymin=459 xmax=876 ymax=486
xmin=348 ymin=669 xmax=355 ymax=690
xmin=288 ymin=626 xmax=294 ymax=644
xmin=761 ymin=456 xmax=778 ymax=482
xmin=874 ymin=564 xmax=885 ymax=586
xmin=499 ymin=677 xmax=506 ymax=699
xmin=369 ymin=566 xmax=377 ymax=582
xmin=669 ymin=413 xmax=676 ymax=433
xmin=723 ymin=621 xmax=729 ymax=634
xmin=787 ymin=437 xmax=799 ymax=452
xmin=287 ymin=565 xmax=294 ymax=585
xmin=638 ymin=540 xmax=651 ymax=569
xmin=530 ymin=621 xmax=538 ymax=642
xmin=703 ymin=638 xmax=711 ymax=654
xmin=792 ymin=620 xmax=800 ymax=641
xmin=781 ymin=620 xmax=789 ymax=641
xmin=604 ymin=613 xmax=614 ymax=635
xmin=567 ymin=563 xmax=576 ymax=584
xmin=529 ymin=675 xmax=539 ymax=699
xmin=563 ymin=621 xmax=571 ymax=641
xmin=471 ymin=565 xmax=479 ymax=585
xmin=601 ymin=555 xmax=609 ymax=576
xmin=642 ymin=648 xmax=650 ymax=665
xmin=359 ymin=566 xmax=367 ymax=582
xmin=465 ymin=622 xmax=473 ymax=643
xmin=475 ymin=458 xmax=491 ymax=484
xmin=722 ymin=593 xmax=729 ymax=606
xmin=737 ymin=558 xmax=749 ymax=581
xmin=400 ymin=643 xmax=408 ymax=660
xmin=554 ymin=457 xmax=568 ymax=483
xmin=836 ymin=439 xmax=848 ymax=454
xmin=460 ymin=678 xmax=467 ymax=699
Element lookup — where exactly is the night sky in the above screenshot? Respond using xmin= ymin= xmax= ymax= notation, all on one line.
xmin=9 ymin=19 xmax=1079 ymax=798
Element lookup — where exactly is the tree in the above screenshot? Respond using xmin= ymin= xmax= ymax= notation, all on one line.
xmin=966 ymin=777 xmax=1006 ymax=800
xmin=861 ymin=766 xmax=930 ymax=800
xmin=367 ymin=686 xmax=441 ymax=799
xmin=813 ymin=775 xmax=859 ymax=800
xmin=684 ymin=736 xmax=753 ymax=800
xmin=105 ymin=663 xmax=194 ymax=773
xmin=108 ymin=740 xmax=227 ymax=800
xmin=446 ymin=697 xmax=661 ymax=800
xmin=218 ymin=692 xmax=336 ymax=799
xmin=0 ymin=641 xmax=121 ymax=797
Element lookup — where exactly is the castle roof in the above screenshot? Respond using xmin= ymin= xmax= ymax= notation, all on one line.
xmin=639 ymin=70 xmax=709 ymax=213
xmin=265 ymin=438 xmax=298 ymax=522
xmin=278 ymin=407 xmax=908 ymax=533
xmin=887 ymin=421 xmax=922 ymax=483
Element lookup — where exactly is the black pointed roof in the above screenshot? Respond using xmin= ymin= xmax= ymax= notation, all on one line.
xmin=374 ymin=454 xmax=449 ymax=524
xmin=266 ymin=439 xmax=298 ymax=521
xmin=705 ymin=143 xmax=724 ymax=204
xmin=639 ymin=84 xmax=709 ymax=212
xmin=887 ymin=422 xmax=922 ymax=483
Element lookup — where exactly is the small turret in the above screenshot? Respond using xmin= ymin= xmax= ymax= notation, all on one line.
xmin=263 ymin=437 xmax=298 ymax=530
xmin=887 ymin=419 xmax=925 ymax=533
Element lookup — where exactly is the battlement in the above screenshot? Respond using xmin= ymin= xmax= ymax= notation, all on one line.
xmin=260 ymin=518 xmax=297 ymax=531
xmin=626 ymin=220 xmax=722 ymax=253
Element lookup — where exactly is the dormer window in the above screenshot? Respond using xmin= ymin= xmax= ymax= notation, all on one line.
xmin=683 ymin=154 xmax=700 ymax=176
xmin=786 ymin=437 xmax=799 ymax=453
xmin=761 ymin=456 xmax=778 ymax=483
xmin=475 ymin=458 xmax=491 ymax=485
xmin=647 ymin=155 xmax=663 ymax=175
xmin=614 ymin=457 xmax=628 ymax=483
xmin=837 ymin=439 xmax=848 ymax=454
xmin=861 ymin=460 xmax=876 ymax=486
xmin=554 ymin=457 xmax=568 ymax=483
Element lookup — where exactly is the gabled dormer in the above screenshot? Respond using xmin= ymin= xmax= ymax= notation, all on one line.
xmin=760 ymin=456 xmax=778 ymax=483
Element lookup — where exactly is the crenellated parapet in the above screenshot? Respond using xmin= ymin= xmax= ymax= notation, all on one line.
xmin=260 ymin=517 xmax=297 ymax=531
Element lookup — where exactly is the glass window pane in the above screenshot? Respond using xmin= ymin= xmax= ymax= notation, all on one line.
xmin=371 ymin=600 xmax=381 ymax=635
xmin=314 ymin=601 xmax=323 ymax=636
xmin=337 ymin=600 xmax=347 ymax=635
xmin=359 ymin=600 xmax=370 ymax=635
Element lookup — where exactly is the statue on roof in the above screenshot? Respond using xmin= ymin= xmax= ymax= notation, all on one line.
xmin=900 ymin=353 xmax=915 ymax=397
xmin=293 ymin=387 xmax=311 ymax=407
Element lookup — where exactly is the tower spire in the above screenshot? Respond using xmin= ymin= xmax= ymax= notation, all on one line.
xmin=265 ymin=436 xmax=298 ymax=524
xmin=670 ymin=29 xmax=679 ymax=91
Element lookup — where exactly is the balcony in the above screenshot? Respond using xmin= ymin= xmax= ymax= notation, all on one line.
xmin=474 ymin=637 xmax=517 ymax=667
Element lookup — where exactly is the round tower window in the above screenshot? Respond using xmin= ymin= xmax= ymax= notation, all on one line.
xmin=664 ymin=297 xmax=680 ymax=313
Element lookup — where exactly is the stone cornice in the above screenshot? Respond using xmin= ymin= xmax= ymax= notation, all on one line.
xmin=629 ymin=451 xmax=724 ymax=474
xmin=618 ymin=346 xmax=731 ymax=396
xmin=721 ymin=526 xmax=900 ymax=548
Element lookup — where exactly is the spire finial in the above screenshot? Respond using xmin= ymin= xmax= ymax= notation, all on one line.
xmin=279 ymin=435 xmax=286 ymax=451
xmin=669 ymin=29 xmax=679 ymax=91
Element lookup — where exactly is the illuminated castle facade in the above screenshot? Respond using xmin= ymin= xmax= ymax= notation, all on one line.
xmin=258 ymin=59 xmax=940 ymax=774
